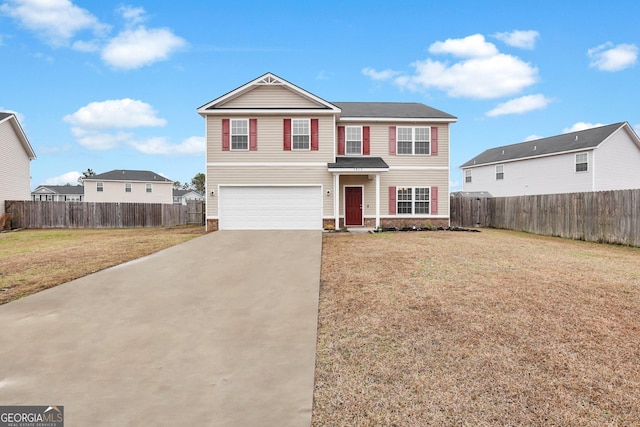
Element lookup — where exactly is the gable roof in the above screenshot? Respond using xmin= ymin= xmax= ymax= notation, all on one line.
xmin=85 ymin=170 xmax=172 ymax=182
xmin=461 ymin=122 xmax=630 ymax=168
xmin=0 ymin=112 xmax=36 ymax=160
xmin=33 ymin=185 xmax=84 ymax=195
xmin=173 ymin=189 xmax=203 ymax=197
xmin=197 ymin=72 xmax=341 ymax=114
xmin=332 ymin=102 xmax=456 ymax=122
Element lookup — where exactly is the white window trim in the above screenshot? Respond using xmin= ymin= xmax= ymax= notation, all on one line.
xmin=291 ymin=118 xmax=311 ymax=151
xmin=464 ymin=169 xmax=472 ymax=183
xmin=575 ymin=152 xmax=589 ymax=173
xmin=345 ymin=125 xmax=363 ymax=156
xmin=125 ymin=183 xmax=132 ymax=193
xmin=146 ymin=183 xmax=153 ymax=193
xmin=396 ymin=126 xmax=431 ymax=156
xmin=97 ymin=182 xmax=104 ymax=192
xmin=397 ymin=186 xmax=431 ymax=216
xmin=230 ymin=118 xmax=249 ymax=151
xmin=495 ymin=164 xmax=504 ymax=180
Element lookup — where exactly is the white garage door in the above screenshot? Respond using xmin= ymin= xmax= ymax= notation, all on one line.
xmin=219 ymin=186 xmax=322 ymax=230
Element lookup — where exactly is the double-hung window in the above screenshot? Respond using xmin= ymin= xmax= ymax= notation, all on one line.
xmin=125 ymin=183 xmax=132 ymax=193
xmin=346 ymin=126 xmax=362 ymax=155
xmin=397 ymin=127 xmax=430 ymax=155
xmin=146 ymin=183 xmax=152 ymax=193
xmin=464 ymin=169 xmax=472 ymax=183
xmin=397 ymin=187 xmax=430 ymax=215
xmin=97 ymin=182 xmax=104 ymax=192
xmin=495 ymin=164 xmax=504 ymax=180
xmin=575 ymin=152 xmax=588 ymax=172
xmin=231 ymin=119 xmax=249 ymax=150
xmin=292 ymin=119 xmax=310 ymax=150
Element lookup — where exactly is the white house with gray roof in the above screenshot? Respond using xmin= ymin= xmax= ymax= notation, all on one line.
xmin=32 ymin=185 xmax=84 ymax=201
xmin=83 ymin=170 xmax=173 ymax=204
xmin=460 ymin=122 xmax=640 ymax=197
xmin=1 ymin=112 xmax=36 ymax=215
xmin=198 ymin=72 xmax=457 ymax=231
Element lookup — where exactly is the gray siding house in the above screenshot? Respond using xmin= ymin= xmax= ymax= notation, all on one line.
xmin=460 ymin=122 xmax=640 ymax=197
xmin=0 ymin=112 xmax=36 ymax=215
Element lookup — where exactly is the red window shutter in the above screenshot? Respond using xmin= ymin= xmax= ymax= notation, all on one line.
xmin=283 ymin=119 xmax=291 ymax=151
xmin=249 ymin=119 xmax=258 ymax=151
xmin=222 ymin=119 xmax=230 ymax=151
xmin=363 ymin=126 xmax=370 ymax=155
xmin=431 ymin=126 xmax=438 ymax=155
xmin=431 ymin=186 xmax=438 ymax=215
xmin=337 ymin=126 xmax=345 ymax=155
xmin=389 ymin=186 xmax=396 ymax=215
xmin=311 ymin=118 xmax=319 ymax=151
xmin=389 ymin=126 xmax=396 ymax=155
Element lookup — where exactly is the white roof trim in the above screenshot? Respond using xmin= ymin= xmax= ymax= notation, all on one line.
xmin=199 ymin=108 xmax=339 ymax=116
xmin=338 ymin=117 xmax=457 ymax=123
xmin=197 ymin=72 xmax=341 ymax=114
xmin=1 ymin=114 xmax=36 ymax=159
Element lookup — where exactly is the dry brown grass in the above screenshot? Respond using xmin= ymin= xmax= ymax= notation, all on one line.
xmin=0 ymin=226 xmax=205 ymax=304
xmin=313 ymin=229 xmax=640 ymax=426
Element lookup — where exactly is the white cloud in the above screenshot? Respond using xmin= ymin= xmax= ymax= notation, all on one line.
xmin=117 ymin=5 xmax=146 ymax=26
xmin=486 ymin=94 xmax=552 ymax=117
xmin=562 ymin=122 xmax=605 ymax=133
xmin=64 ymin=99 xmax=166 ymax=129
xmin=523 ymin=135 xmax=543 ymax=142
xmin=588 ymin=42 xmax=638 ymax=71
xmin=129 ymin=136 xmax=205 ymax=155
xmin=43 ymin=171 xmax=82 ymax=185
xmin=494 ymin=30 xmax=540 ymax=49
xmin=361 ymin=67 xmax=400 ymax=81
xmin=101 ymin=26 xmax=186 ymax=70
xmin=428 ymin=34 xmax=498 ymax=58
xmin=72 ymin=39 xmax=100 ymax=53
xmin=70 ymin=127 xmax=133 ymax=150
xmin=0 ymin=0 xmax=109 ymax=46
xmin=365 ymin=34 xmax=539 ymax=99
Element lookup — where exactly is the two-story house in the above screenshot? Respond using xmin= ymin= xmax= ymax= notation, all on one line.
xmin=1 ymin=112 xmax=36 ymax=215
xmin=83 ymin=170 xmax=173 ymax=204
xmin=460 ymin=122 xmax=640 ymax=197
xmin=198 ymin=73 xmax=456 ymax=231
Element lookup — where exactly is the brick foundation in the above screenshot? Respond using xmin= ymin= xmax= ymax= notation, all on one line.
xmin=380 ymin=218 xmax=449 ymax=230
xmin=206 ymin=219 xmax=219 ymax=232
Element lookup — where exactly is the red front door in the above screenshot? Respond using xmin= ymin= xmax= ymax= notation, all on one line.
xmin=345 ymin=187 xmax=363 ymax=226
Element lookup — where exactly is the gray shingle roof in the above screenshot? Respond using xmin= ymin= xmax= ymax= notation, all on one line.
xmin=36 ymin=185 xmax=85 ymax=195
xmin=87 ymin=170 xmax=172 ymax=182
xmin=328 ymin=157 xmax=389 ymax=169
xmin=332 ymin=102 xmax=456 ymax=120
xmin=461 ymin=122 xmax=626 ymax=168
xmin=0 ymin=112 xmax=14 ymax=121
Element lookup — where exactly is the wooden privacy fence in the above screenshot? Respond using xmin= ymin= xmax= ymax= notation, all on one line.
xmin=451 ymin=189 xmax=640 ymax=247
xmin=4 ymin=200 xmax=205 ymax=229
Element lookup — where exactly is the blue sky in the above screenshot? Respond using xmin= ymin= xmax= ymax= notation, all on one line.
xmin=1 ymin=0 xmax=639 ymax=191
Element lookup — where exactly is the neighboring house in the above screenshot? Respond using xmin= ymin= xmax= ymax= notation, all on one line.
xmin=460 ymin=122 xmax=640 ymax=197
xmin=32 ymin=185 xmax=84 ymax=201
xmin=173 ymin=189 xmax=204 ymax=205
xmin=197 ymin=72 xmax=457 ymax=231
xmin=0 ymin=112 xmax=36 ymax=215
xmin=83 ymin=170 xmax=173 ymax=203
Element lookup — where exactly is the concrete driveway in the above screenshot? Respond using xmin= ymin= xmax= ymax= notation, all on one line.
xmin=0 ymin=230 xmax=322 ymax=426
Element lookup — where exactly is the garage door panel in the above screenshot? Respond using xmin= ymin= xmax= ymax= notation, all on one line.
xmin=219 ymin=186 xmax=322 ymax=230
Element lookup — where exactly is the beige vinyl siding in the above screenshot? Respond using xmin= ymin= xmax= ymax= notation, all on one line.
xmin=207 ymin=115 xmax=334 ymax=162
xmin=84 ymin=181 xmax=173 ymax=203
xmin=381 ymin=169 xmax=449 ymax=217
xmin=207 ymin=165 xmax=333 ymax=217
xmin=0 ymin=120 xmax=32 ymax=214
xmin=221 ymin=85 xmax=321 ymax=108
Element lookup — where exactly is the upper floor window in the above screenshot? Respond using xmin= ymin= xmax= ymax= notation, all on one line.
xmin=464 ymin=169 xmax=472 ymax=183
xmin=346 ymin=126 xmax=362 ymax=155
xmin=397 ymin=127 xmax=430 ymax=155
xmin=292 ymin=119 xmax=310 ymax=150
xmin=231 ymin=119 xmax=249 ymax=150
xmin=495 ymin=164 xmax=504 ymax=180
xmin=146 ymin=183 xmax=153 ymax=193
xmin=97 ymin=182 xmax=104 ymax=192
xmin=397 ymin=187 xmax=430 ymax=215
xmin=575 ymin=152 xmax=588 ymax=172
xmin=125 ymin=183 xmax=132 ymax=193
